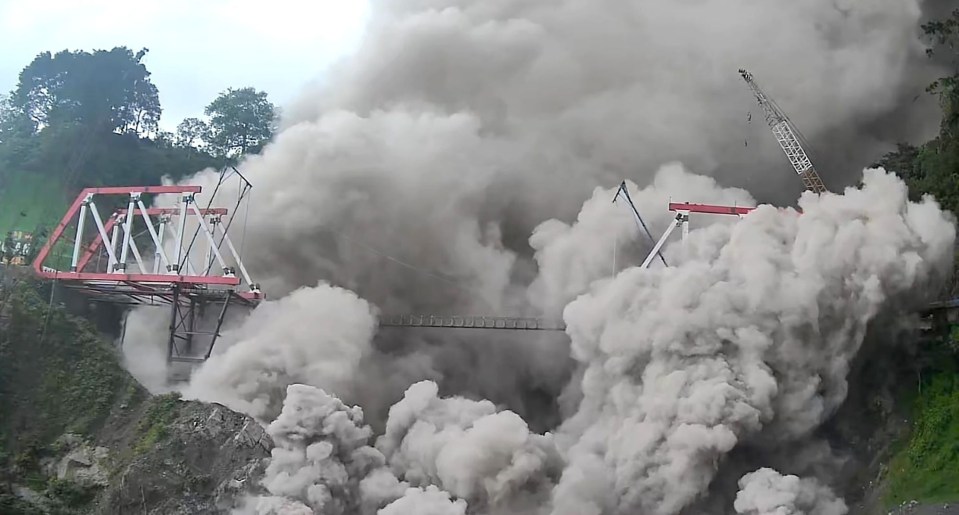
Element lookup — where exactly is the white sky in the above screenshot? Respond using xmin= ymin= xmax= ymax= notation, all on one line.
xmin=0 ymin=0 xmax=371 ymax=131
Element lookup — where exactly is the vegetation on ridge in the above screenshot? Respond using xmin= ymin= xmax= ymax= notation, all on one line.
xmin=0 ymin=45 xmax=277 ymax=239
xmin=875 ymin=10 xmax=959 ymax=507
xmin=885 ymin=370 xmax=959 ymax=506
xmin=133 ymin=392 xmax=182 ymax=455
xmin=0 ymin=7 xmax=957 ymax=515
xmin=0 ymin=280 xmax=133 ymax=512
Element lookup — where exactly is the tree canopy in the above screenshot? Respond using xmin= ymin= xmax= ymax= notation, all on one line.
xmin=175 ymin=117 xmax=208 ymax=149
xmin=9 ymin=47 xmax=161 ymax=137
xmin=204 ymin=87 xmax=276 ymax=160
xmin=923 ymin=9 xmax=959 ymax=136
xmin=876 ymin=9 xmax=959 ymax=217
xmin=0 ymin=47 xmax=218 ymax=236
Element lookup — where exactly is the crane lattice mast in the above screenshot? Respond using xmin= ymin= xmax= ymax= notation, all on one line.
xmin=739 ymin=69 xmax=827 ymax=194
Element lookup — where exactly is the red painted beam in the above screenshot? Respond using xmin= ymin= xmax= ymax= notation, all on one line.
xmin=32 ymin=271 xmax=240 ymax=286
xmin=668 ymin=202 xmax=756 ymax=216
xmin=32 ymin=190 xmax=90 ymax=277
xmin=237 ymin=291 xmax=264 ymax=302
xmin=82 ymin=185 xmax=201 ymax=195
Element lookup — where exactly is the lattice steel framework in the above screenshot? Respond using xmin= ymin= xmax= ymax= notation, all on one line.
xmin=32 ymin=184 xmax=261 ymax=362
xmin=33 ymin=185 xmax=816 ymax=366
xmin=739 ymin=69 xmax=828 ymax=194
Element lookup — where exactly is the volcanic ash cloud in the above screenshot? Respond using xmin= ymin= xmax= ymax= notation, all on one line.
xmin=549 ymin=168 xmax=955 ymax=515
xmin=244 ymin=381 xmax=560 ymax=514
xmin=734 ymin=468 xmax=848 ymax=515
xmin=184 ymin=283 xmax=378 ymax=421
xmin=232 ymin=168 xmax=952 ymax=515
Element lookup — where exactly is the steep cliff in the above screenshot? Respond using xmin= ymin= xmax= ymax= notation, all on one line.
xmin=0 ymin=278 xmax=270 ymax=514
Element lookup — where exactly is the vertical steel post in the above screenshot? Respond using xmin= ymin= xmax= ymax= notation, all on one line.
xmin=167 ymin=286 xmax=180 ymax=363
xmin=70 ymin=200 xmax=89 ymax=271
xmin=154 ymin=217 xmax=166 ymax=274
xmin=117 ymin=193 xmax=138 ymax=272
xmin=172 ymin=194 xmax=190 ymax=273
xmin=108 ymin=219 xmax=120 ymax=272
xmin=185 ymin=296 xmax=197 ymax=355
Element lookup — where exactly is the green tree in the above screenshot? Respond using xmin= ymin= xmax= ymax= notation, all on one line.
xmin=204 ymin=87 xmax=276 ymax=159
xmin=922 ymin=9 xmax=959 ymax=135
xmin=10 ymin=47 xmax=161 ymax=136
xmin=877 ymin=11 xmax=959 ymax=204
xmin=175 ymin=117 xmax=209 ymax=149
xmin=0 ymin=94 xmax=34 ymax=142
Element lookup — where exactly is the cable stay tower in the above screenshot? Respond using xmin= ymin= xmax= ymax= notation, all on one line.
xmin=739 ymin=69 xmax=828 ymax=194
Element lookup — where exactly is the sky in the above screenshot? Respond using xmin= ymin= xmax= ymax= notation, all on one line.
xmin=0 ymin=0 xmax=371 ymax=131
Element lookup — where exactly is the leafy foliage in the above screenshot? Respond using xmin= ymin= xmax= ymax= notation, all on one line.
xmin=875 ymin=10 xmax=959 ymax=296
xmin=878 ymin=13 xmax=959 ymax=207
xmin=134 ymin=392 xmax=182 ymax=455
xmin=204 ymin=87 xmax=276 ymax=160
xmin=10 ymin=47 xmax=161 ymax=137
xmin=871 ymin=11 xmax=959 ymax=507
xmin=0 ymin=493 xmax=41 ymax=515
xmin=0 ymin=94 xmax=34 ymax=144
xmin=45 ymin=478 xmax=99 ymax=508
xmin=885 ymin=368 xmax=959 ymax=506
xmin=0 ymin=49 xmax=278 ymax=233
xmin=0 ymin=281 xmax=128 ymax=453
xmin=876 ymin=138 xmax=959 ymax=214
xmin=0 ymin=48 xmax=221 ymax=233
xmin=922 ymin=9 xmax=959 ymax=137
xmin=175 ymin=116 xmax=209 ymax=149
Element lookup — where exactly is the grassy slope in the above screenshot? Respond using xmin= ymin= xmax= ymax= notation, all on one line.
xmin=0 ymin=171 xmax=67 ymax=236
xmin=883 ymin=340 xmax=959 ymax=507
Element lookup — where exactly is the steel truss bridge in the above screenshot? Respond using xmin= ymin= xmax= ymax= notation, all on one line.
xmin=29 ymin=69 xmax=889 ymax=365
xmin=27 ymin=174 xmax=775 ymax=364
xmin=32 ymin=173 xmax=949 ymax=365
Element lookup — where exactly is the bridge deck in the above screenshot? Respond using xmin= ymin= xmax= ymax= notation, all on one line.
xmin=378 ymin=314 xmax=566 ymax=331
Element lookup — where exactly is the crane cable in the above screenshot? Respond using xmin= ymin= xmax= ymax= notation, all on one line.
xmin=613 ymin=181 xmax=668 ymax=267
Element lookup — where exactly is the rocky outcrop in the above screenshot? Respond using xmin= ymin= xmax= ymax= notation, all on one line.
xmin=97 ymin=400 xmax=272 ymax=514
xmin=42 ymin=434 xmax=111 ymax=487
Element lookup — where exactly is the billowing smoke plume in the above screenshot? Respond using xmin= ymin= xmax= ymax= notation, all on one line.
xmin=113 ymin=1 xmax=959 ymax=513
xmin=240 ymin=383 xmax=389 ymax=514
xmin=376 ymin=486 xmax=467 ymax=515
xmin=242 ymin=382 xmax=554 ymax=514
xmin=376 ymin=380 xmax=562 ymax=511
xmin=528 ymin=164 xmax=754 ymax=317
xmin=120 ymin=306 xmax=174 ymax=393
xmin=184 ymin=283 xmax=378 ymax=420
xmin=734 ymin=468 xmax=848 ymax=515
xmin=548 ymin=169 xmax=954 ymax=514
xmin=217 ymin=167 xmax=951 ymax=515
xmin=160 ymin=0 xmax=943 ymax=309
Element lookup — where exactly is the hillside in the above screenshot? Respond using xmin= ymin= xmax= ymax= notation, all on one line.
xmin=0 ymin=173 xmax=64 ymax=237
xmin=1 ymin=9 xmax=959 ymax=515
xmin=0 ymin=276 xmax=270 ymax=513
